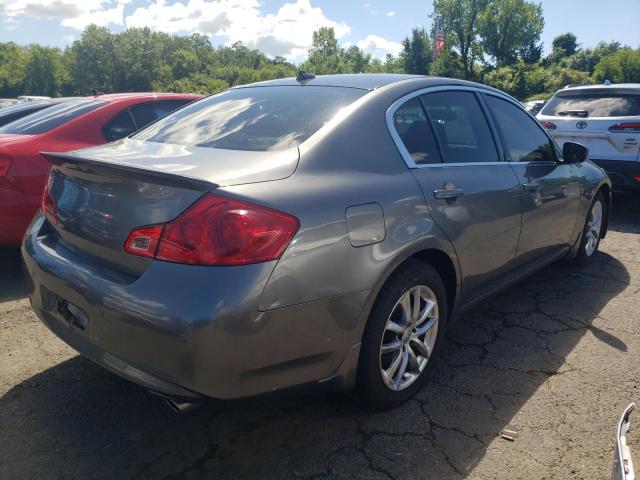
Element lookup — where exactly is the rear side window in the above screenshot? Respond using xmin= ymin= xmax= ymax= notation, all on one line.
xmin=0 ymin=103 xmax=51 ymax=127
xmin=134 ymin=86 xmax=366 ymax=151
xmin=420 ymin=91 xmax=499 ymax=163
xmin=485 ymin=95 xmax=555 ymax=163
xmin=392 ymin=97 xmax=442 ymax=165
xmin=0 ymin=99 xmax=105 ymax=135
xmin=102 ymin=109 xmax=137 ymax=141
xmin=129 ymin=100 xmax=192 ymax=128
xmin=540 ymin=91 xmax=640 ymax=117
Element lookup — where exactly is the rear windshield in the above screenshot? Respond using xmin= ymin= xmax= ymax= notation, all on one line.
xmin=133 ymin=86 xmax=367 ymax=151
xmin=0 ymin=99 xmax=105 ymax=135
xmin=541 ymin=90 xmax=640 ymax=118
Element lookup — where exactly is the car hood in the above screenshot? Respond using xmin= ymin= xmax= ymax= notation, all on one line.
xmin=61 ymin=138 xmax=300 ymax=187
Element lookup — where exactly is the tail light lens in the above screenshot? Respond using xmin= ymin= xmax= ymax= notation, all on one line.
xmin=41 ymin=174 xmax=58 ymax=224
xmin=541 ymin=121 xmax=557 ymax=130
xmin=125 ymin=194 xmax=299 ymax=266
xmin=124 ymin=225 xmax=163 ymax=258
xmin=0 ymin=155 xmax=12 ymax=177
xmin=609 ymin=122 xmax=640 ymax=132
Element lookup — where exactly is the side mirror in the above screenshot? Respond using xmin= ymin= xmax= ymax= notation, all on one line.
xmin=563 ymin=141 xmax=588 ymax=164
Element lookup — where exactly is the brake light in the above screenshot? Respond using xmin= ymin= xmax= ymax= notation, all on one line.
xmin=124 ymin=225 xmax=163 ymax=258
xmin=634 ymin=176 xmax=640 ymax=183
xmin=41 ymin=174 xmax=58 ymax=224
xmin=0 ymin=155 xmax=12 ymax=177
xmin=125 ymin=194 xmax=299 ymax=266
xmin=609 ymin=122 xmax=640 ymax=132
xmin=541 ymin=121 xmax=557 ymax=130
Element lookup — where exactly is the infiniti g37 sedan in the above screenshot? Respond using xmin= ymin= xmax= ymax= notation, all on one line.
xmin=23 ymin=74 xmax=611 ymax=410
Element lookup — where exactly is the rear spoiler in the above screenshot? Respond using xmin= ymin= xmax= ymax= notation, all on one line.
xmin=41 ymin=151 xmax=218 ymax=192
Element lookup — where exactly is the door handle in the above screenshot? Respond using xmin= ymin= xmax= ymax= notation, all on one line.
xmin=433 ymin=188 xmax=465 ymax=200
xmin=523 ymin=182 xmax=540 ymax=192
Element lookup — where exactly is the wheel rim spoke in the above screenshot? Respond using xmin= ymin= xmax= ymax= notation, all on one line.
xmin=379 ymin=284 xmax=439 ymax=392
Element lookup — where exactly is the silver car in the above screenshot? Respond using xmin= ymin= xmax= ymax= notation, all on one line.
xmin=23 ymin=74 xmax=611 ymax=411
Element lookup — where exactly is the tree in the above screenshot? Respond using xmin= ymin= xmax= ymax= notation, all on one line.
xmin=341 ymin=45 xmax=371 ymax=73
xmin=562 ymin=41 xmax=622 ymax=74
xmin=478 ymin=0 xmax=544 ymax=67
xmin=23 ymin=46 xmax=64 ymax=96
xmin=547 ymin=32 xmax=578 ymax=64
xmin=304 ymin=27 xmax=342 ymax=74
xmin=68 ymin=25 xmax=116 ymax=94
xmin=401 ymin=27 xmax=432 ymax=74
xmin=0 ymin=43 xmax=28 ymax=97
xmin=433 ymin=0 xmax=489 ymax=79
xmin=593 ymin=48 xmax=640 ymax=83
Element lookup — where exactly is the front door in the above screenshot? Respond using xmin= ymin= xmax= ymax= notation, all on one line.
xmin=390 ymin=89 xmax=523 ymax=298
xmin=482 ymin=94 xmax=580 ymax=263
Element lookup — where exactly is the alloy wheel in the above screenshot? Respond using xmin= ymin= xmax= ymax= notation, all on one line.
xmin=585 ymin=200 xmax=603 ymax=257
xmin=379 ymin=285 xmax=439 ymax=391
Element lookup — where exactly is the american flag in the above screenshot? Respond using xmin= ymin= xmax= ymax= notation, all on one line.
xmin=433 ymin=15 xmax=445 ymax=60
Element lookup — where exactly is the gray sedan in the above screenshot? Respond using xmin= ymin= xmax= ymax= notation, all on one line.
xmin=22 ymin=74 xmax=611 ymax=411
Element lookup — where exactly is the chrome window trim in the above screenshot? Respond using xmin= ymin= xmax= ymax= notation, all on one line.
xmin=386 ymin=85 xmax=516 ymax=169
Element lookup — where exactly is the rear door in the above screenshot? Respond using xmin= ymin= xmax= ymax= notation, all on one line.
xmin=485 ymin=93 xmax=580 ymax=262
xmin=389 ymin=88 xmax=522 ymax=298
xmin=538 ymin=88 xmax=640 ymax=162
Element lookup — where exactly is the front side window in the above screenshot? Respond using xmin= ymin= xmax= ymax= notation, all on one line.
xmin=0 ymin=99 xmax=105 ymax=135
xmin=485 ymin=95 xmax=555 ymax=163
xmin=392 ymin=97 xmax=442 ymax=165
xmin=134 ymin=86 xmax=367 ymax=151
xmin=540 ymin=90 xmax=640 ymax=118
xmin=420 ymin=91 xmax=499 ymax=163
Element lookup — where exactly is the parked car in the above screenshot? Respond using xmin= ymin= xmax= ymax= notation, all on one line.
xmin=523 ymin=99 xmax=546 ymax=115
xmin=0 ymin=92 xmax=201 ymax=246
xmin=0 ymin=98 xmax=81 ymax=129
xmin=18 ymin=95 xmax=51 ymax=102
xmin=22 ymin=74 xmax=611 ymax=411
xmin=538 ymin=83 xmax=640 ymax=191
xmin=0 ymin=99 xmax=19 ymax=109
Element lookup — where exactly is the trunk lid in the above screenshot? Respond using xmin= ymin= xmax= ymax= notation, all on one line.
xmin=41 ymin=139 xmax=298 ymax=277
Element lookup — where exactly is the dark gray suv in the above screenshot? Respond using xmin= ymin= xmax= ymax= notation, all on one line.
xmin=22 ymin=74 xmax=611 ymax=410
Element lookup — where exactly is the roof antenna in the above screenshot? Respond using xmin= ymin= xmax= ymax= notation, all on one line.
xmin=296 ymin=71 xmax=315 ymax=82
xmin=91 ymin=88 xmax=105 ymax=96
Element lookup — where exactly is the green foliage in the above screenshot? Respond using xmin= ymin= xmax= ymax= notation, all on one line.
xmin=478 ymin=0 xmax=544 ymax=67
xmin=0 ymin=10 xmax=637 ymax=102
xmin=593 ymin=48 xmax=640 ymax=83
xmin=401 ymin=28 xmax=432 ymax=74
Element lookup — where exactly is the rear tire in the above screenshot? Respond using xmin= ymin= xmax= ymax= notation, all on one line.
xmin=358 ymin=260 xmax=447 ymax=411
xmin=573 ymin=192 xmax=605 ymax=266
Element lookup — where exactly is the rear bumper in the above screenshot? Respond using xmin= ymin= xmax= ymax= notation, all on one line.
xmin=23 ymin=213 xmax=368 ymax=400
xmin=591 ymin=159 xmax=640 ymax=191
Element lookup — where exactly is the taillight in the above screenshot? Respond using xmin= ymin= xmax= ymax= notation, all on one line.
xmin=609 ymin=122 xmax=640 ymax=132
xmin=541 ymin=121 xmax=557 ymax=130
xmin=41 ymin=174 xmax=58 ymax=224
xmin=125 ymin=194 xmax=299 ymax=266
xmin=0 ymin=155 xmax=12 ymax=177
xmin=124 ymin=225 xmax=163 ymax=258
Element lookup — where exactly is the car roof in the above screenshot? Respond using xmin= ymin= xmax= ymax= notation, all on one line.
xmin=92 ymin=92 xmax=203 ymax=102
xmin=239 ymin=74 xmax=426 ymax=90
xmin=560 ymin=83 xmax=640 ymax=92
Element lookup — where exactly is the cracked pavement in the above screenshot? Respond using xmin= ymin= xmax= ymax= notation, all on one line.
xmin=1 ymin=195 xmax=638 ymax=480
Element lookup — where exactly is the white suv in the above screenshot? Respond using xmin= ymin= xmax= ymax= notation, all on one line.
xmin=537 ymin=83 xmax=640 ymax=191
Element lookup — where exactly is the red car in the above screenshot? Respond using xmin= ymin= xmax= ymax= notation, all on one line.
xmin=0 ymin=92 xmax=202 ymax=246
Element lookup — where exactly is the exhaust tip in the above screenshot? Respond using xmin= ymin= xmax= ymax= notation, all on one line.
xmin=164 ymin=398 xmax=198 ymax=414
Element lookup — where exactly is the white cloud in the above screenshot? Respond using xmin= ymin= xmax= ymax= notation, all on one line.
xmin=385 ymin=10 xmax=395 ymax=17
xmin=0 ymin=0 xmax=131 ymax=28
xmin=357 ymin=34 xmax=402 ymax=59
xmin=125 ymin=0 xmax=350 ymax=60
xmin=364 ymin=3 xmax=377 ymax=15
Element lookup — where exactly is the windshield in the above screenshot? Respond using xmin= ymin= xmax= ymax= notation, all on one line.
xmin=133 ymin=86 xmax=367 ymax=151
xmin=541 ymin=90 xmax=640 ymax=118
xmin=0 ymin=99 xmax=105 ymax=135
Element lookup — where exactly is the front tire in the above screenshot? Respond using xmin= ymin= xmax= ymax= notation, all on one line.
xmin=358 ymin=260 xmax=447 ymax=411
xmin=573 ymin=192 xmax=605 ymax=266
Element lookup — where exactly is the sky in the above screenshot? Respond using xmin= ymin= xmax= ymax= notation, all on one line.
xmin=0 ymin=0 xmax=638 ymax=62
